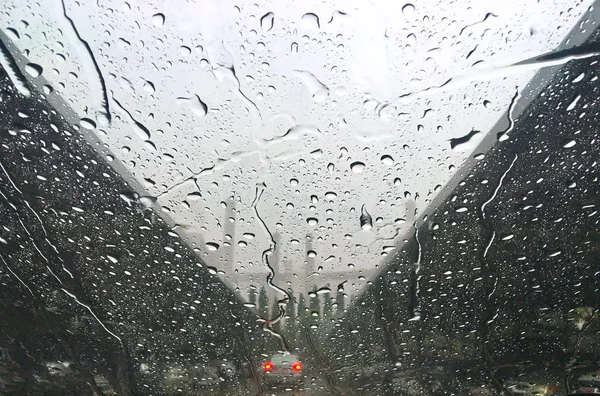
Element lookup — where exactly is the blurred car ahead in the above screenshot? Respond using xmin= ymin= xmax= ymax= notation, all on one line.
xmin=261 ymin=352 xmax=304 ymax=389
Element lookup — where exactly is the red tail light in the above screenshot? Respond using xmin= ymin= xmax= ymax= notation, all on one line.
xmin=292 ymin=362 xmax=303 ymax=372
xmin=264 ymin=361 xmax=274 ymax=371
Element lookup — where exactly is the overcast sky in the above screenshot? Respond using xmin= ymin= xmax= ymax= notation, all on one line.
xmin=0 ymin=0 xmax=593 ymax=301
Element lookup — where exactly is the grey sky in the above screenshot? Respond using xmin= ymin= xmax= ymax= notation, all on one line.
xmin=0 ymin=0 xmax=593 ymax=303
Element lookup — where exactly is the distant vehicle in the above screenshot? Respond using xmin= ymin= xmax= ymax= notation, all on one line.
xmin=572 ymin=389 xmax=600 ymax=394
xmin=575 ymin=370 xmax=600 ymax=394
xmin=261 ymin=352 xmax=304 ymax=389
xmin=504 ymin=381 xmax=559 ymax=395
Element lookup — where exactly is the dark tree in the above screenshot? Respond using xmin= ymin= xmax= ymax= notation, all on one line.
xmin=336 ymin=289 xmax=345 ymax=317
xmin=248 ymin=285 xmax=257 ymax=306
xmin=297 ymin=293 xmax=307 ymax=325
xmin=258 ymin=285 xmax=269 ymax=318
xmin=309 ymin=286 xmax=321 ymax=319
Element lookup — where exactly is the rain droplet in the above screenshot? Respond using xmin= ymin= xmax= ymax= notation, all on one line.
xmin=381 ymin=155 xmax=394 ymax=166
xmin=25 ymin=63 xmax=43 ymax=77
xmin=260 ymin=12 xmax=275 ymax=31
xmin=402 ymin=3 xmax=416 ymax=15
xmin=307 ymin=217 xmax=318 ymax=226
xmin=572 ymin=72 xmax=585 ymax=83
xmin=562 ymin=139 xmax=576 ymax=148
xmin=360 ymin=205 xmax=373 ymax=230
xmin=243 ymin=233 xmax=255 ymax=239
xmin=187 ymin=192 xmax=202 ymax=201
xmin=450 ymin=129 xmax=482 ymax=152
xmin=301 ymin=13 xmax=320 ymax=30
xmin=80 ymin=118 xmax=96 ymax=130
xmin=548 ymin=250 xmax=561 ymax=258
xmin=294 ymin=70 xmax=329 ymax=103
xmin=190 ymin=95 xmax=208 ymax=117
xmin=5 ymin=27 xmax=19 ymax=40
xmin=566 ymin=95 xmax=581 ymax=111
xmin=179 ymin=45 xmax=191 ymax=56
xmin=455 ymin=206 xmax=468 ymax=213
xmin=152 ymin=13 xmax=165 ymax=27
xmin=138 ymin=196 xmax=157 ymax=210
xmin=144 ymin=140 xmax=157 ymax=151
xmin=307 ymin=250 xmax=317 ymax=258
xmin=350 ymin=161 xmax=365 ymax=173
xmin=207 ymin=266 xmax=218 ymax=274
xmin=206 ymin=242 xmax=220 ymax=251
xmin=143 ymin=80 xmax=155 ymax=93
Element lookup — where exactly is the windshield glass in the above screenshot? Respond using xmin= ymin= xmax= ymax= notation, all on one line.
xmin=1 ymin=0 xmax=599 ymax=395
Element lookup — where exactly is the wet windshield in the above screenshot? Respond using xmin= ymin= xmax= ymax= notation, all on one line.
xmin=1 ymin=0 xmax=599 ymax=395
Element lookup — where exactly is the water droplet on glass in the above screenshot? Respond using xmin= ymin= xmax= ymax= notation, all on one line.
xmin=381 ymin=155 xmax=394 ymax=166
xmin=207 ymin=266 xmax=218 ymax=274
xmin=144 ymin=140 xmax=157 ymax=151
xmin=190 ymin=95 xmax=208 ymax=117
xmin=5 ymin=27 xmax=19 ymax=40
xmin=307 ymin=250 xmax=317 ymax=258
xmin=572 ymin=72 xmax=585 ymax=83
xmin=206 ymin=242 xmax=220 ymax=251
xmin=187 ymin=192 xmax=202 ymax=201
xmin=562 ymin=139 xmax=576 ymax=148
xmin=294 ymin=70 xmax=329 ymax=103
xmin=310 ymin=148 xmax=323 ymax=158
xmin=152 ymin=13 xmax=165 ymax=28
xmin=402 ymin=3 xmax=416 ymax=15
xmin=566 ymin=95 xmax=581 ymax=111
xmin=25 ymin=63 xmax=43 ymax=77
xmin=260 ymin=12 xmax=275 ymax=31
xmin=243 ymin=233 xmax=255 ymax=239
xmin=450 ymin=129 xmax=482 ymax=152
xmin=360 ymin=205 xmax=373 ymax=230
xmin=139 ymin=196 xmax=157 ymax=210
xmin=80 ymin=118 xmax=96 ymax=130
xmin=179 ymin=45 xmax=191 ymax=56
xmin=143 ymin=80 xmax=155 ymax=93
xmin=307 ymin=217 xmax=318 ymax=226
xmin=350 ymin=161 xmax=365 ymax=173
xmin=301 ymin=13 xmax=320 ymax=30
